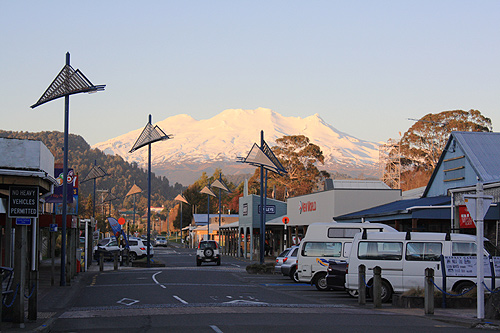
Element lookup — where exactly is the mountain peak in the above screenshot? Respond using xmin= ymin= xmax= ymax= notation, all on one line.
xmin=93 ymin=108 xmax=380 ymax=184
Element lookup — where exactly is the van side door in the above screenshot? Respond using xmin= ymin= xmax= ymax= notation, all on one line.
xmin=357 ymin=241 xmax=404 ymax=292
xmin=403 ymin=242 xmax=442 ymax=290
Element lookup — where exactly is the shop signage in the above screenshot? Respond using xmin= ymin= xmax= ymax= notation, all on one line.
xmin=459 ymin=205 xmax=475 ymax=228
xmin=299 ymin=200 xmax=316 ymax=214
xmin=258 ymin=205 xmax=276 ymax=214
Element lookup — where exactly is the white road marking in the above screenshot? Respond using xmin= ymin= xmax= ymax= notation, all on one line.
xmin=152 ymin=271 xmax=166 ymax=289
xmin=230 ymin=263 xmax=240 ymax=268
xmin=117 ymin=298 xmax=139 ymax=306
xmin=173 ymin=295 xmax=188 ymax=304
xmin=210 ymin=325 xmax=224 ymax=333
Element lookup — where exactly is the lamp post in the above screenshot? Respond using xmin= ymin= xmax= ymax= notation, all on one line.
xmin=200 ymin=185 xmax=216 ymax=241
xmin=237 ymin=130 xmax=287 ymax=264
xmin=31 ymin=52 xmax=105 ymax=286
xmin=211 ymin=173 xmax=230 ymax=245
xmin=129 ymin=115 xmax=171 ymax=267
xmin=174 ymin=193 xmax=189 ymax=247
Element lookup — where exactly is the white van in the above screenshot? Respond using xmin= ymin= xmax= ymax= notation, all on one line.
xmin=296 ymin=222 xmax=397 ymax=290
xmin=345 ymin=231 xmax=500 ymax=302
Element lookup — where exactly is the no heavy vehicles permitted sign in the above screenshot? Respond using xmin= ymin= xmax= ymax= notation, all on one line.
xmin=8 ymin=186 xmax=39 ymax=219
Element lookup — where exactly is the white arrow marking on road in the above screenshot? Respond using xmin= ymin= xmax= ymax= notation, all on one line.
xmin=223 ymin=300 xmax=267 ymax=305
xmin=173 ymin=295 xmax=188 ymax=304
xmin=152 ymin=271 xmax=166 ymax=289
xmin=210 ymin=325 xmax=224 ymax=333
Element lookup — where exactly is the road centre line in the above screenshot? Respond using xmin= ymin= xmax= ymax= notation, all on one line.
xmin=173 ymin=295 xmax=188 ymax=304
xmin=152 ymin=271 xmax=166 ymax=289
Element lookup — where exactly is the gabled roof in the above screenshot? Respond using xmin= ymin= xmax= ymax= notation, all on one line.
xmin=334 ymin=196 xmax=450 ymax=222
xmin=423 ymin=132 xmax=500 ymax=197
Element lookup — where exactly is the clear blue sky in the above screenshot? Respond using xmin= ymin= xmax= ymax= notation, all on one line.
xmin=1 ymin=1 xmax=499 ymax=146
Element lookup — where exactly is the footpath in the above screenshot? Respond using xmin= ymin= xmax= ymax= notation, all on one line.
xmin=2 ymin=244 xmax=500 ymax=332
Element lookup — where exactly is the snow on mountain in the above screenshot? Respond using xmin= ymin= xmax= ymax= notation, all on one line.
xmin=92 ymin=108 xmax=381 ymax=184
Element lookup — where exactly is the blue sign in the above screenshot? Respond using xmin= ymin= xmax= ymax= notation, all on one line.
xmin=258 ymin=205 xmax=276 ymax=214
xmin=16 ymin=218 xmax=31 ymax=225
xmin=49 ymin=223 xmax=58 ymax=232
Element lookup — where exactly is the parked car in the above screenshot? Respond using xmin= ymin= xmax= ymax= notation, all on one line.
xmin=128 ymin=237 xmax=155 ymax=260
xmin=155 ymin=236 xmax=168 ymax=247
xmin=94 ymin=237 xmax=154 ymax=261
xmin=326 ymin=260 xmax=358 ymax=297
xmin=93 ymin=237 xmax=119 ymax=261
xmin=275 ymin=248 xmax=291 ymax=274
xmin=281 ymin=245 xmax=300 ymax=282
xmin=196 ymin=240 xmax=221 ymax=266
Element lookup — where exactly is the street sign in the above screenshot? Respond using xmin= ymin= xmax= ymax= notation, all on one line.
xmin=8 ymin=186 xmax=39 ymax=218
xmin=282 ymin=216 xmax=289 ymax=224
xmin=464 ymin=194 xmax=493 ymax=222
xmin=50 ymin=223 xmax=58 ymax=232
xmin=16 ymin=218 xmax=31 ymax=225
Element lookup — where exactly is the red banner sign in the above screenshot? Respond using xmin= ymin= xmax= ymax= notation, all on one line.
xmin=459 ymin=205 xmax=475 ymax=229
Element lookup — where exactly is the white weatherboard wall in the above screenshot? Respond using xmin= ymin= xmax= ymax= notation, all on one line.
xmin=286 ymin=188 xmax=401 ymax=226
xmin=0 ymin=138 xmax=54 ymax=175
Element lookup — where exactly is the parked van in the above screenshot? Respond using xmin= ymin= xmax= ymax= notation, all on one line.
xmin=345 ymin=231 xmax=500 ymax=302
xmin=296 ymin=222 xmax=397 ymax=290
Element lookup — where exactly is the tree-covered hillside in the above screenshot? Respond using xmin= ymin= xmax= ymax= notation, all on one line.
xmin=0 ymin=130 xmax=185 ymax=217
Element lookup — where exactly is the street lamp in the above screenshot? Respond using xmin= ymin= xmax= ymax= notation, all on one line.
xmin=31 ymin=52 xmax=105 ymax=286
xmin=238 ymin=130 xmax=287 ymax=264
xmin=126 ymin=183 xmax=142 ymax=238
xmin=211 ymin=173 xmax=230 ymax=244
xmin=129 ymin=115 xmax=171 ymax=267
xmin=174 ymin=193 xmax=189 ymax=247
xmin=200 ymin=185 xmax=216 ymax=241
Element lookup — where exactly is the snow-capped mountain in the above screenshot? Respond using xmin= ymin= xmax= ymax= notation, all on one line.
xmin=92 ymin=108 xmax=381 ymax=185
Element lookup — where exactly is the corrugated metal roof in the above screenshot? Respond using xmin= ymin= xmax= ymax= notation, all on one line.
xmin=453 ymin=132 xmax=500 ymax=183
xmin=332 ymin=180 xmax=390 ymax=190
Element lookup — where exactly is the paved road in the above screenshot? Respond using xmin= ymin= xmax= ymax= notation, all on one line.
xmin=50 ymin=246 xmax=472 ymax=332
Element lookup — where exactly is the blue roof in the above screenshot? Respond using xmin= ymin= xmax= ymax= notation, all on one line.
xmin=453 ymin=132 xmax=500 ymax=183
xmin=335 ymin=196 xmax=451 ymax=222
xmin=424 ymin=132 xmax=500 ymax=197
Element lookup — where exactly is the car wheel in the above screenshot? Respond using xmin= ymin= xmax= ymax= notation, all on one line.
xmin=314 ymin=272 xmax=329 ymax=291
xmin=293 ymin=271 xmax=300 ymax=283
xmin=369 ymin=280 xmax=392 ymax=303
xmin=454 ymin=281 xmax=475 ymax=295
xmin=289 ymin=266 xmax=297 ymax=281
xmin=204 ymin=248 xmax=214 ymax=259
xmin=347 ymin=289 xmax=359 ymax=298
xmin=129 ymin=252 xmax=137 ymax=261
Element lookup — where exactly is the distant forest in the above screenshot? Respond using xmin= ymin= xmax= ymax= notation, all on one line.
xmin=0 ymin=130 xmax=185 ymax=216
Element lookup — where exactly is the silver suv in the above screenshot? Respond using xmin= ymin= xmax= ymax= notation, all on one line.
xmin=196 ymin=240 xmax=221 ymax=266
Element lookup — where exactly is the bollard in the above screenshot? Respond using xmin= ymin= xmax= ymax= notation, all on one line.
xmin=99 ymin=253 xmax=104 ymax=272
xmin=358 ymin=264 xmax=366 ymax=305
xmin=124 ymin=249 xmax=129 ymax=267
xmin=425 ymin=268 xmax=434 ymax=315
xmin=114 ymin=253 xmax=118 ymax=270
xmin=373 ymin=266 xmax=382 ymax=308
